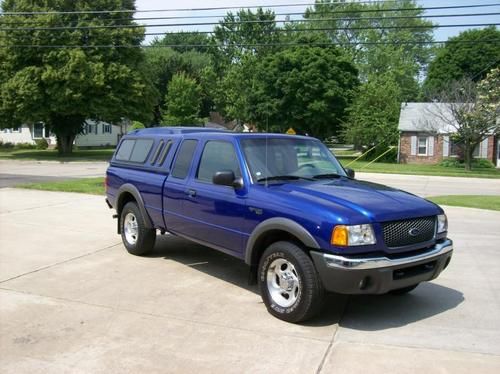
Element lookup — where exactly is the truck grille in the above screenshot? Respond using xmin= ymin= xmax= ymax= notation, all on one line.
xmin=382 ymin=216 xmax=436 ymax=248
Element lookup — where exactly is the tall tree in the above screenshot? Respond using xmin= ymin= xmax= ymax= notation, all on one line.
xmin=305 ymin=0 xmax=433 ymax=101
xmin=0 ymin=0 xmax=155 ymax=154
xmin=423 ymin=27 xmax=500 ymax=97
xmin=162 ymin=72 xmax=203 ymax=126
xmin=343 ymin=74 xmax=402 ymax=149
xmin=247 ymin=45 xmax=358 ymax=138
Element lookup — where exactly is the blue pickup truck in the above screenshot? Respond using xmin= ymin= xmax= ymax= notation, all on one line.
xmin=105 ymin=127 xmax=453 ymax=322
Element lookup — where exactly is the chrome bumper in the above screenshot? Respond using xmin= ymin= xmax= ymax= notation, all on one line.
xmin=322 ymin=239 xmax=453 ymax=270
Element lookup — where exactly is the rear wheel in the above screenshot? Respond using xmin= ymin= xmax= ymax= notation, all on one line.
xmin=120 ymin=202 xmax=156 ymax=256
xmin=258 ymin=241 xmax=324 ymax=323
xmin=389 ymin=284 xmax=419 ymax=295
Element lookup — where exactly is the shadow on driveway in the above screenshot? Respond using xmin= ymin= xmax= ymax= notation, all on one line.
xmin=150 ymin=234 xmax=463 ymax=329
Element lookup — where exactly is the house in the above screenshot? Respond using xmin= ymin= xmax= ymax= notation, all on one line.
xmin=398 ymin=102 xmax=499 ymax=167
xmin=0 ymin=120 xmax=129 ymax=148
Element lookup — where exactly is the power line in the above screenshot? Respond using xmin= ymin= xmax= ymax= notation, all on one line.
xmin=1 ymin=23 xmax=498 ymax=39
xmin=0 ymin=0 xmax=449 ymax=15
xmin=2 ymin=12 xmax=499 ymax=32
xmin=1 ymin=3 xmax=498 ymax=26
xmin=1 ymin=39 xmax=499 ymax=49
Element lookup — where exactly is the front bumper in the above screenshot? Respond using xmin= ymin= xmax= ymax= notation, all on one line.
xmin=310 ymin=239 xmax=453 ymax=294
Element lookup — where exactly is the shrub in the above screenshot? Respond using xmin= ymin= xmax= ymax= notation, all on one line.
xmin=361 ymin=145 xmax=397 ymax=163
xmin=35 ymin=138 xmax=49 ymax=150
xmin=16 ymin=142 xmax=37 ymax=150
xmin=131 ymin=121 xmax=145 ymax=130
xmin=0 ymin=141 xmax=14 ymax=149
xmin=439 ymin=158 xmax=494 ymax=169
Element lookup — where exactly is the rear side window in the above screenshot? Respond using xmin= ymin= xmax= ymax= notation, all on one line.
xmin=115 ymin=139 xmax=135 ymax=161
xmin=197 ymin=141 xmax=241 ymax=182
xmin=115 ymin=138 xmax=154 ymax=163
xmin=171 ymin=140 xmax=198 ymax=179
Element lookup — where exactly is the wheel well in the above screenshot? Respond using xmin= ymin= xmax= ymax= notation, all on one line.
xmin=250 ymin=229 xmax=307 ymax=266
xmin=117 ymin=192 xmax=136 ymax=222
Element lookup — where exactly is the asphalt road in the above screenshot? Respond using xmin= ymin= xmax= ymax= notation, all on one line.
xmin=0 ymin=188 xmax=499 ymax=373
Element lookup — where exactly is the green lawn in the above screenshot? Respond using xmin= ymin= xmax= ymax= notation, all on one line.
xmin=340 ymin=160 xmax=500 ymax=179
xmin=17 ymin=177 xmax=105 ymax=195
xmin=427 ymin=195 xmax=500 ymax=211
xmin=0 ymin=148 xmax=115 ymax=162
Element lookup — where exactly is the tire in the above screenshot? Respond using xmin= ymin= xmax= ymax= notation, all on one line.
xmin=258 ymin=241 xmax=324 ymax=323
xmin=120 ymin=202 xmax=156 ymax=256
xmin=389 ymin=284 xmax=419 ymax=295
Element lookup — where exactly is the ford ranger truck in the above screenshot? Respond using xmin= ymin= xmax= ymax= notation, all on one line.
xmin=105 ymin=127 xmax=453 ymax=323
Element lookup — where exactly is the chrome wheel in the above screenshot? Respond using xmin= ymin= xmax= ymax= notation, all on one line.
xmin=266 ymin=258 xmax=301 ymax=308
xmin=123 ymin=212 xmax=138 ymax=245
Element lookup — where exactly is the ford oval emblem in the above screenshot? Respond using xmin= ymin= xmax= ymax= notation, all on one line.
xmin=409 ymin=228 xmax=420 ymax=237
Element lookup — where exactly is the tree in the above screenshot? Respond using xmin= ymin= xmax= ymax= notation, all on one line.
xmin=343 ymin=74 xmax=402 ymax=149
xmin=144 ymin=46 xmax=213 ymax=124
xmin=0 ymin=0 xmax=155 ymax=154
xmin=305 ymin=0 xmax=433 ymax=101
xmin=162 ymin=73 xmax=203 ymax=125
xmin=246 ymin=45 xmax=358 ymax=138
xmin=423 ymin=27 xmax=500 ymax=97
xmin=426 ymin=69 xmax=500 ymax=171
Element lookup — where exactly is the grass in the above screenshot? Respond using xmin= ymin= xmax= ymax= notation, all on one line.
xmin=0 ymin=148 xmax=115 ymax=162
xmin=427 ymin=195 xmax=500 ymax=211
xmin=339 ymin=159 xmax=500 ymax=179
xmin=17 ymin=177 xmax=105 ymax=195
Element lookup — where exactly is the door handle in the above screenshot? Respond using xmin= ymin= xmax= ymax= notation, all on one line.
xmin=185 ymin=189 xmax=197 ymax=197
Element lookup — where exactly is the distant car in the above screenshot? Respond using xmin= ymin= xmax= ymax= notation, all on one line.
xmin=105 ymin=127 xmax=453 ymax=322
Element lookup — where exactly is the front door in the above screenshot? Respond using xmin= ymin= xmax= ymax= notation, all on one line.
xmin=183 ymin=139 xmax=247 ymax=256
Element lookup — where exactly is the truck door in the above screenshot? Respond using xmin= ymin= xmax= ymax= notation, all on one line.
xmin=182 ymin=139 xmax=247 ymax=257
xmin=163 ymin=139 xmax=199 ymax=233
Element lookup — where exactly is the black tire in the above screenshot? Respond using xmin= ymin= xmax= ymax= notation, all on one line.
xmin=258 ymin=241 xmax=324 ymax=323
xmin=389 ymin=284 xmax=419 ymax=295
xmin=120 ymin=202 xmax=156 ymax=256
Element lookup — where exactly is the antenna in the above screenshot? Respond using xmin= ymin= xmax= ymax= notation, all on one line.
xmin=265 ymin=115 xmax=269 ymax=188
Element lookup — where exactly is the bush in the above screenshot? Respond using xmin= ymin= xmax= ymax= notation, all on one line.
xmin=16 ymin=142 xmax=37 ymax=150
xmin=131 ymin=121 xmax=145 ymax=130
xmin=439 ymin=158 xmax=495 ymax=169
xmin=0 ymin=141 xmax=14 ymax=149
xmin=35 ymin=138 xmax=49 ymax=150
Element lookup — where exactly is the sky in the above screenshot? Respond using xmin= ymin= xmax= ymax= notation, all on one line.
xmin=134 ymin=0 xmax=500 ymax=44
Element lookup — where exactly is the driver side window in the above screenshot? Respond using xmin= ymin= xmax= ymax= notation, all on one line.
xmin=197 ymin=141 xmax=241 ymax=183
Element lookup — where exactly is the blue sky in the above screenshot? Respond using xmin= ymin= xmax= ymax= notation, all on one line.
xmin=135 ymin=0 xmax=500 ymax=44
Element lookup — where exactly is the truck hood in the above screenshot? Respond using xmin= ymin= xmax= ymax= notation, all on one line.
xmin=270 ymin=178 xmax=441 ymax=223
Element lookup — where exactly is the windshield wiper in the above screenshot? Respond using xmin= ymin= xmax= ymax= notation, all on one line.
xmin=312 ymin=173 xmax=343 ymax=180
xmin=257 ymin=175 xmax=315 ymax=183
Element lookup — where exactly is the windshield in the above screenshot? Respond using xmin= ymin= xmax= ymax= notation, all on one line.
xmin=240 ymin=137 xmax=346 ymax=182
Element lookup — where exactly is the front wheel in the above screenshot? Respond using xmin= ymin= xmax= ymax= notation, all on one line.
xmin=258 ymin=241 xmax=324 ymax=323
xmin=120 ymin=202 xmax=156 ymax=256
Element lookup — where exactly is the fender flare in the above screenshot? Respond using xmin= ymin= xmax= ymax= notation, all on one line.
xmin=244 ymin=217 xmax=320 ymax=265
xmin=116 ymin=183 xmax=154 ymax=231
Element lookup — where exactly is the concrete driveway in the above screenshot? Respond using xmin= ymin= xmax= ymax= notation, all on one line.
xmin=1 ymin=188 xmax=499 ymax=373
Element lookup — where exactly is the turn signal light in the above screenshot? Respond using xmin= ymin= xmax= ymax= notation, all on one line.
xmin=331 ymin=225 xmax=348 ymax=246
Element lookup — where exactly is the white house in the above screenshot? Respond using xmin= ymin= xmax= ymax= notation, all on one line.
xmin=0 ymin=120 xmax=129 ymax=147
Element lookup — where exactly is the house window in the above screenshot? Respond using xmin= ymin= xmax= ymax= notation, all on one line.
xmin=103 ymin=124 xmax=112 ymax=134
xmin=33 ymin=123 xmax=44 ymax=138
xmin=87 ymin=124 xmax=94 ymax=134
xmin=418 ymin=137 xmax=428 ymax=156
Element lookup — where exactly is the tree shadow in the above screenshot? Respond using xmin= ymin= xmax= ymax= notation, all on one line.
xmin=149 ymin=234 xmax=463 ymax=329
xmin=339 ymin=283 xmax=464 ymax=331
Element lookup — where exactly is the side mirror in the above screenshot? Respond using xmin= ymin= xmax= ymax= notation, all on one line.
xmin=213 ymin=170 xmax=244 ymax=189
xmin=345 ymin=168 xmax=355 ymax=178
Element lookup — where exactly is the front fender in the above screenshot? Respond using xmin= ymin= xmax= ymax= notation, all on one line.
xmin=244 ymin=217 xmax=320 ymax=265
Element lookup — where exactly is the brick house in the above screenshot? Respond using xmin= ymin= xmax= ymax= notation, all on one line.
xmin=398 ymin=102 xmax=499 ymax=167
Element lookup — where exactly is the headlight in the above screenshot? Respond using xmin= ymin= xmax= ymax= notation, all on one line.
xmin=331 ymin=224 xmax=376 ymax=246
xmin=437 ymin=214 xmax=448 ymax=233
